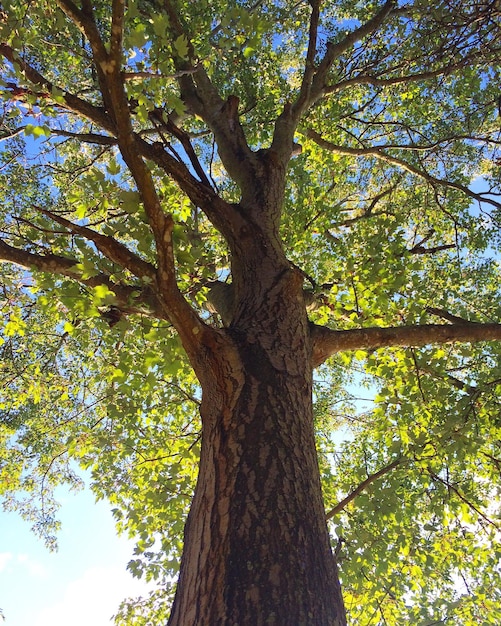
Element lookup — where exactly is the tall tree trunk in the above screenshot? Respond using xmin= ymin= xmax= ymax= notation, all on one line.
xmin=168 ymin=268 xmax=347 ymax=625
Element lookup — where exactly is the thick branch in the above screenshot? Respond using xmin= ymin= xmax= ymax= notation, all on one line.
xmin=1 ymin=27 xmax=243 ymax=286
xmin=1 ymin=14 xmax=255 ymax=231
xmin=0 ymin=44 xmax=112 ymax=131
xmin=55 ymin=1 xmax=209 ymax=349
xmin=0 ymin=239 xmax=160 ymax=316
xmin=39 ymin=208 xmax=156 ymax=281
xmin=295 ymin=0 xmax=321 ymax=113
xmin=109 ymin=0 xmax=125 ymax=64
xmin=161 ymin=0 xmax=258 ymax=192
xmin=55 ymin=0 xmax=109 ymax=67
xmin=3 ymin=11 xmax=211 ymax=357
xmin=310 ymin=322 xmax=501 ymax=367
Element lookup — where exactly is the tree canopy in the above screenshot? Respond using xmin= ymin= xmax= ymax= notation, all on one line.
xmin=1 ymin=0 xmax=501 ymax=624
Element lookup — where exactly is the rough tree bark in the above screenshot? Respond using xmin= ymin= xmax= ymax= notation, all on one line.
xmin=169 ymin=258 xmax=347 ymax=625
xmin=171 ymin=322 xmax=345 ymax=623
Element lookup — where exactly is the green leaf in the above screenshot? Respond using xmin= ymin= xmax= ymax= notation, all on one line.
xmin=127 ymin=23 xmax=148 ymax=48
xmin=151 ymin=13 xmax=170 ymax=38
xmin=24 ymin=123 xmax=50 ymax=138
xmin=173 ymin=35 xmax=189 ymax=60
xmin=120 ymin=190 xmax=141 ymax=213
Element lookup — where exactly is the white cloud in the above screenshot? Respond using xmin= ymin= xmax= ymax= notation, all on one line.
xmin=32 ymin=566 xmax=154 ymax=626
xmin=0 ymin=552 xmax=12 ymax=573
xmin=16 ymin=553 xmax=48 ymax=578
xmin=0 ymin=551 xmax=47 ymax=577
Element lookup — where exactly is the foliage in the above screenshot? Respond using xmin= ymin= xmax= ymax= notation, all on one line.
xmin=1 ymin=0 xmax=501 ymax=624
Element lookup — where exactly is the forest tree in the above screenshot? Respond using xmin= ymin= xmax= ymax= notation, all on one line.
xmin=1 ymin=0 xmax=501 ymax=624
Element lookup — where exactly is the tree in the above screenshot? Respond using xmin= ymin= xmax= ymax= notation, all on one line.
xmin=1 ymin=0 xmax=501 ymax=623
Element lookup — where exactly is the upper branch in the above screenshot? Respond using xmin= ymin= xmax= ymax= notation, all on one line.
xmin=55 ymin=1 xmax=174 ymax=280
xmin=325 ymin=60 xmax=477 ymax=94
xmin=39 ymin=208 xmax=156 ymax=281
xmin=109 ymin=0 xmax=125 ymax=64
xmin=0 ymin=44 xmax=112 ymax=131
xmin=306 ymin=129 xmax=501 ymax=212
xmin=310 ymin=322 xmax=501 ymax=368
xmin=0 ymin=49 xmax=226 ymax=224
xmin=326 ymin=457 xmax=405 ymax=520
xmin=295 ymin=0 xmax=321 ymax=114
xmin=271 ymin=0 xmax=396 ymax=165
xmin=303 ymin=0 xmax=396 ymax=112
xmin=150 ymin=111 xmax=213 ymax=188
xmin=55 ymin=0 xmax=115 ymax=123
xmin=4 ymin=5 xmax=212 ymax=356
xmin=161 ymin=0 xmax=259 ymax=193
xmin=0 ymin=38 xmax=242 ymax=250
xmin=427 ymin=469 xmax=499 ymax=530
xmin=0 ymin=240 xmax=161 ymax=317
xmin=136 ymin=137 xmax=245 ymax=246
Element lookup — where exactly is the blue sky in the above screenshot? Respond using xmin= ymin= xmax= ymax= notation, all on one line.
xmin=0 ymin=481 xmax=153 ymax=626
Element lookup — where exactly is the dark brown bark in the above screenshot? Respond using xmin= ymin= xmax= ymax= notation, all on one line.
xmin=169 ymin=269 xmax=346 ymax=626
